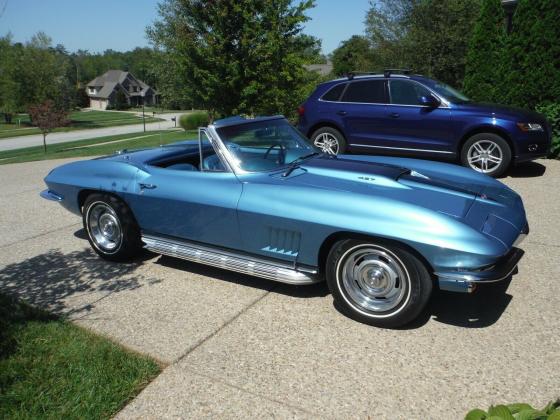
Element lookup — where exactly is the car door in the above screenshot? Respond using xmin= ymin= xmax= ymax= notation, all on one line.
xmin=335 ymin=79 xmax=389 ymax=147
xmin=128 ymin=161 xmax=243 ymax=251
xmin=378 ymin=79 xmax=452 ymax=154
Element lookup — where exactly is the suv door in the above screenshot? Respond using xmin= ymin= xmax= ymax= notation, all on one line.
xmin=335 ymin=79 xmax=388 ymax=148
xmin=376 ymin=79 xmax=452 ymax=155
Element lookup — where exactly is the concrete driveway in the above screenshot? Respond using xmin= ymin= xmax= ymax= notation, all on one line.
xmin=0 ymin=112 xmax=184 ymax=152
xmin=0 ymin=158 xmax=558 ymax=419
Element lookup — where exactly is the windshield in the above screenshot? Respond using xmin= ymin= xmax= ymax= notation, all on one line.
xmin=426 ymin=81 xmax=470 ymax=103
xmin=215 ymin=119 xmax=317 ymax=172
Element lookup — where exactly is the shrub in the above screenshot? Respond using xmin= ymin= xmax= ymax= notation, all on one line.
xmin=179 ymin=111 xmax=210 ymax=131
xmin=465 ymin=400 xmax=560 ymax=420
xmin=536 ymin=103 xmax=560 ymax=158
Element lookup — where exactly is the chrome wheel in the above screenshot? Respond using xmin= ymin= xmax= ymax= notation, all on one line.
xmin=86 ymin=202 xmax=122 ymax=253
xmin=314 ymin=132 xmax=340 ymax=155
xmin=467 ymin=140 xmax=503 ymax=173
xmin=338 ymin=245 xmax=409 ymax=314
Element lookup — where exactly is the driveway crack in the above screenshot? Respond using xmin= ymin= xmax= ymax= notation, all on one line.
xmin=173 ymin=286 xmax=275 ymax=364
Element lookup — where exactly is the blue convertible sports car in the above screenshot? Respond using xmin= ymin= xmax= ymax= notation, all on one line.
xmin=41 ymin=116 xmax=528 ymax=327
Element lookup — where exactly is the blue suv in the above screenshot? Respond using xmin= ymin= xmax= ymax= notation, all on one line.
xmin=297 ymin=71 xmax=551 ymax=177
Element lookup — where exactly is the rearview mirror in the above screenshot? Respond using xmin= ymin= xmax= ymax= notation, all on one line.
xmin=419 ymin=94 xmax=440 ymax=108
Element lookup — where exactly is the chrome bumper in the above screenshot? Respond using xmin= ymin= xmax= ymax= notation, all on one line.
xmin=436 ymin=247 xmax=525 ymax=293
xmin=40 ymin=189 xmax=63 ymax=201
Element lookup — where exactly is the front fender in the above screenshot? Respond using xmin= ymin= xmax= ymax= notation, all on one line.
xmin=43 ymin=160 xmax=139 ymax=215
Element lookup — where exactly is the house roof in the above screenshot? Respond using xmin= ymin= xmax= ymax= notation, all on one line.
xmin=86 ymin=70 xmax=156 ymax=99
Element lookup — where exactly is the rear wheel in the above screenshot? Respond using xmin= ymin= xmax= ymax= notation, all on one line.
xmin=310 ymin=127 xmax=347 ymax=155
xmin=83 ymin=193 xmax=142 ymax=262
xmin=326 ymin=239 xmax=432 ymax=328
xmin=460 ymin=133 xmax=511 ymax=177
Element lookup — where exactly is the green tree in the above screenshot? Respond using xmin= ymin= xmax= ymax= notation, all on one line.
xmin=404 ymin=0 xmax=481 ymax=87
xmin=0 ymin=35 xmax=21 ymax=122
xmin=463 ymin=0 xmax=506 ymax=103
xmin=331 ymin=35 xmax=374 ymax=76
xmin=503 ymin=0 xmax=560 ymax=109
xmin=364 ymin=0 xmax=418 ymax=68
xmin=147 ymin=0 xmax=318 ymax=118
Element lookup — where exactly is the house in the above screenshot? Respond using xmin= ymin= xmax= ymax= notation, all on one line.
xmin=86 ymin=70 xmax=158 ymax=110
xmin=305 ymin=61 xmax=333 ymax=77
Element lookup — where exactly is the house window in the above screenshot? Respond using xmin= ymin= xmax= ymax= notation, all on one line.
xmin=89 ymin=87 xmax=96 ymax=95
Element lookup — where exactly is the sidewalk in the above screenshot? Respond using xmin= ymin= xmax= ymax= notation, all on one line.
xmin=0 ymin=113 xmax=184 ymax=152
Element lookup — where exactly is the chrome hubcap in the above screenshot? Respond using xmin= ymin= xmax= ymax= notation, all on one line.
xmin=87 ymin=202 xmax=122 ymax=253
xmin=314 ymin=133 xmax=340 ymax=155
xmin=340 ymin=246 xmax=408 ymax=313
xmin=467 ymin=140 xmax=503 ymax=173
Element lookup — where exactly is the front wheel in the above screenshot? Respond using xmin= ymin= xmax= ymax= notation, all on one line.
xmin=83 ymin=193 xmax=142 ymax=262
xmin=326 ymin=239 xmax=432 ymax=328
xmin=310 ymin=127 xmax=347 ymax=155
xmin=460 ymin=133 xmax=511 ymax=177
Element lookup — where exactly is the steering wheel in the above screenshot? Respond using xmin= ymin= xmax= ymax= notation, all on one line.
xmin=263 ymin=143 xmax=286 ymax=164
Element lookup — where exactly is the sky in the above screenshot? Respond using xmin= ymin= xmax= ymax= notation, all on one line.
xmin=0 ymin=0 xmax=370 ymax=55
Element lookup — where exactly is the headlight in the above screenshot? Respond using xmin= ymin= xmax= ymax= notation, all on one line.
xmin=517 ymin=122 xmax=544 ymax=132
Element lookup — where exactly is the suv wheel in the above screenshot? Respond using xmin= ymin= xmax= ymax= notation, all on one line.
xmin=310 ymin=127 xmax=347 ymax=155
xmin=460 ymin=133 xmax=511 ymax=177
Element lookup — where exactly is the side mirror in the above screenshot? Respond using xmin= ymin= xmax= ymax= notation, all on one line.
xmin=419 ymin=94 xmax=440 ymax=108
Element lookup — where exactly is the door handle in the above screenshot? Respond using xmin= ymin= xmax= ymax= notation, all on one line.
xmin=139 ymin=183 xmax=157 ymax=190
xmin=336 ymin=110 xmax=347 ymax=116
xmin=390 ymin=112 xmax=400 ymax=118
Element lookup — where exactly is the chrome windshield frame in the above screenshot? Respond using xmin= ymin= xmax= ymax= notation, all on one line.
xmin=205 ymin=118 xmax=315 ymax=176
xmin=198 ymin=126 xmax=236 ymax=174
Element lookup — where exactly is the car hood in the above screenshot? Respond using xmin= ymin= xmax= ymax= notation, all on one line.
xmin=456 ymin=102 xmax=546 ymax=123
xmin=281 ymin=155 xmax=526 ymax=247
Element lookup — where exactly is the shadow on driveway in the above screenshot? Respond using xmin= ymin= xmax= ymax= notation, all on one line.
xmin=0 ymin=248 xmax=159 ymax=317
xmin=156 ymin=253 xmax=513 ymax=329
xmin=506 ymin=161 xmax=547 ymax=178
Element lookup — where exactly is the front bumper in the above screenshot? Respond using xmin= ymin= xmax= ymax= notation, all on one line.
xmin=40 ymin=189 xmax=64 ymax=201
xmin=436 ymin=247 xmax=525 ymax=293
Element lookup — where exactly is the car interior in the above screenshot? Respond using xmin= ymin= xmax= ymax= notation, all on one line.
xmin=148 ymin=146 xmax=226 ymax=172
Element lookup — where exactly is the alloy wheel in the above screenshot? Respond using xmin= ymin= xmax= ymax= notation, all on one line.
xmin=467 ymin=140 xmax=503 ymax=174
xmin=314 ymin=132 xmax=340 ymax=155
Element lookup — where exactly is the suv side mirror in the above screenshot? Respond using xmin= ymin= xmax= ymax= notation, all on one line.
xmin=419 ymin=94 xmax=440 ymax=108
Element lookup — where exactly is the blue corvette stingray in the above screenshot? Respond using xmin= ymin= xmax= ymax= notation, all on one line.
xmin=41 ymin=115 xmax=528 ymax=327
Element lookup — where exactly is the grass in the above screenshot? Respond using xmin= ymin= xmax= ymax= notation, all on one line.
xmin=0 ymin=110 xmax=164 ymax=139
xmin=0 ymin=129 xmax=196 ymax=165
xmin=0 ymin=293 xmax=161 ymax=419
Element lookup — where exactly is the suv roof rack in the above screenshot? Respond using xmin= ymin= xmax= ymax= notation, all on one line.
xmin=345 ymin=69 xmax=412 ymax=80
xmin=383 ymin=68 xmax=412 ymax=77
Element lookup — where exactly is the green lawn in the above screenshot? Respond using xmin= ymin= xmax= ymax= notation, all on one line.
xmin=0 ymin=294 xmax=161 ymax=419
xmin=0 ymin=129 xmax=196 ymax=165
xmin=0 ymin=110 xmax=164 ymax=139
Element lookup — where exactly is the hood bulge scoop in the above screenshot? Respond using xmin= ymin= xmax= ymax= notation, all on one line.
xmin=302 ymin=156 xmax=410 ymax=180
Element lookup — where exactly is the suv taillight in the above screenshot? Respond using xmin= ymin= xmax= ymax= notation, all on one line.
xmin=297 ymin=105 xmax=305 ymax=116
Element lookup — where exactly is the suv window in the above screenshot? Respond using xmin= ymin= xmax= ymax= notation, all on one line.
xmin=321 ymin=83 xmax=346 ymax=101
xmin=389 ymin=80 xmax=432 ymax=106
xmin=341 ymin=80 xmax=386 ymax=104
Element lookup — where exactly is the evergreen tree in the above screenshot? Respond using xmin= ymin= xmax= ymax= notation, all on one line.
xmin=147 ymin=0 xmax=318 ymax=118
xmin=463 ymin=0 xmax=506 ymax=103
xmin=504 ymin=0 xmax=560 ymax=109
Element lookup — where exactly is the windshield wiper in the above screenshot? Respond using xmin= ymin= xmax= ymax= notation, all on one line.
xmin=282 ymin=152 xmax=321 ymax=177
